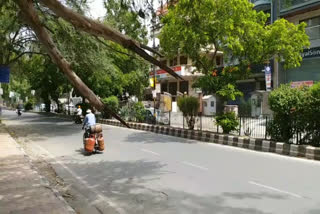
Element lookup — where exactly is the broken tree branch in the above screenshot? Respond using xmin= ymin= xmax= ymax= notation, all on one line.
xmin=14 ymin=0 xmax=129 ymax=128
xmin=39 ymin=0 xmax=183 ymax=80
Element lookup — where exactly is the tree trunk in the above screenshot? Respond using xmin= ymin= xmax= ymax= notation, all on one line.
xmin=39 ymin=0 xmax=183 ymax=80
xmin=14 ymin=0 xmax=129 ymax=127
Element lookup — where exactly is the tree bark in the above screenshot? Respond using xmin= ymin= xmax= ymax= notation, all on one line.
xmin=39 ymin=0 xmax=183 ymax=80
xmin=14 ymin=0 xmax=129 ymax=127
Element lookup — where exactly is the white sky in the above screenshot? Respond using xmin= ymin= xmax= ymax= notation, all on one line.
xmin=88 ymin=0 xmax=106 ymax=19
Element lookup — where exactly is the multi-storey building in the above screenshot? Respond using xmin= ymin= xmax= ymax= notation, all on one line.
xmin=252 ymin=0 xmax=320 ymax=87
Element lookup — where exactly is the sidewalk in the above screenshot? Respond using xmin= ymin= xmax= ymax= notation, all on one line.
xmin=0 ymin=124 xmax=75 ymax=214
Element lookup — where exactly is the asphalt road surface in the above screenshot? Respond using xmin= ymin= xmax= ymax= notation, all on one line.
xmin=2 ymin=110 xmax=320 ymax=214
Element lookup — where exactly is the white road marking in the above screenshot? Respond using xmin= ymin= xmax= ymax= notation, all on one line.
xmin=181 ymin=161 xmax=209 ymax=171
xmin=141 ymin=149 xmax=160 ymax=156
xmin=32 ymin=144 xmax=126 ymax=214
xmin=249 ymin=181 xmax=303 ymax=198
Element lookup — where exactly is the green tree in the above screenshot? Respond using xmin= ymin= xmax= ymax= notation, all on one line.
xmin=160 ymin=0 xmax=310 ymax=100
xmin=177 ymin=96 xmax=199 ymax=130
xmin=102 ymin=96 xmax=119 ymax=118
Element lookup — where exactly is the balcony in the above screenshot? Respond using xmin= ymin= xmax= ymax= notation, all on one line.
xmin=280 ymin=0 xmax=320 ymax=14
xmin=251 ymin=0 xmax=271 ymax=11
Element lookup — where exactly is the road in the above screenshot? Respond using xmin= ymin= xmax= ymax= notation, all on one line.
xmin=1 ymin=110 xmax=320 ymax=214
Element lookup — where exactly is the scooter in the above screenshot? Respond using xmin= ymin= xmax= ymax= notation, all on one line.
xmin=83 ymin=125 xmax=104 ymax=155
xmin=16 ymin=109 xmax=22 ymax=116
xmin=74 ymin=114 xmax=84 ymax=124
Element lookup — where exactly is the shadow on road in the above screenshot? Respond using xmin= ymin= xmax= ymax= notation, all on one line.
xmin=50 ymin=155 xmax=285 ymax=214
xmin=124 ymin=131 xmax=196 ymax=144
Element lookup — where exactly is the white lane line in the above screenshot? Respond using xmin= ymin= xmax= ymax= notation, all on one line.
xmin=32 ymin=144 xmax=126 ymax=214
xmin=140 ymin=149 xmax=160 ymax=156
xmin=181 ymin=161 xmax=209 ymax=171
xmin=249 ymin=181 xmax=303 ymax=198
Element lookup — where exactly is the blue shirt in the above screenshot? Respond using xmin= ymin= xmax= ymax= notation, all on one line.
xmin=83 ymin=113 xmax=96 ymax=128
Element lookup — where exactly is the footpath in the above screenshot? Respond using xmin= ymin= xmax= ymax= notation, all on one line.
xmin=0 ymin=123 xmax=75 ymax=214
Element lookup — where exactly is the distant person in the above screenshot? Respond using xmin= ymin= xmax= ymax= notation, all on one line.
xmin=76 ymin=106 xmax=82 ymax=116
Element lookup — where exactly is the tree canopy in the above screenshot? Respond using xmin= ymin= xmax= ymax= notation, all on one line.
xmin=159 ymin=0 xmax=310 ymax=99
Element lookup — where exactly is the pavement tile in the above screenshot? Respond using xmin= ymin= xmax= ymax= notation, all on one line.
xmin=0 ymin=125 xmax=75 ymax=214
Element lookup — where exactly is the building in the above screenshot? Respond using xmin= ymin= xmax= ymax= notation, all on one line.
xmin=252 ymin=0 xmax=320 ymax=87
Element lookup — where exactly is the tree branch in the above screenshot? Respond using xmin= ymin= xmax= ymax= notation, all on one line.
xmin=39 ymin=0 xmax=183 ymax=80
xmin=8 ymin=51 xmax=48 ymax=65
xmin=140 ymin=44 xmax=164 ymax=58
xmin=95 ymin=37 xmax=137 ymax=58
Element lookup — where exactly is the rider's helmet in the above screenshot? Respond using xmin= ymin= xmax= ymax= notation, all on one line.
xmin=86 ymin=109 xmax=92 ymax=114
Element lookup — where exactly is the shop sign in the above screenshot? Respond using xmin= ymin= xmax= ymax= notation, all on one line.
xmin=301 ymin=47 xmax=320 ymax=59
xmin=149 ymin=66 xmax=182 ymax=79
xmin=290 ymin=81 xmax=314 ymax=88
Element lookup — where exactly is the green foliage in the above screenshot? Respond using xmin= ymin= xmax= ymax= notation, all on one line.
xmin=133 ymin=102 xmax=146 ymax=122
xmin=177 ymin=96 xmax=199 ymax=130
xmin=160 ymin=0 xmax=309 ymax=101
xmin=102 ymin=96 xmax=119 ymax=118
xmin=215 ymin=112 xmax=239 ymax=134
xmin=267 ymin=84 xmax=314 ymax=144
xmin=24 ymin=102 xmax=33 ymax=111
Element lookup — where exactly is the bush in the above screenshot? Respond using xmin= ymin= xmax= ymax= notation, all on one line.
xmin=102 ymin=96 xmax=119 ymax=119
xmin=24 ymin=102 xmax=33 ymax=111
xmin=267 ymin=84 xmax=309 ymax=143
xmin=177 ymin=96 xmax=199 ymax=130
xmin=133 ymin=102 xmax=146 ymax=122
xmin=215 ymin=112 xmax=239 ymax=134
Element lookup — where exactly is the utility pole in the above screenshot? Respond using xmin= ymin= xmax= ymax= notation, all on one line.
xmin=152 ymin=14 xmax=156 ymax=121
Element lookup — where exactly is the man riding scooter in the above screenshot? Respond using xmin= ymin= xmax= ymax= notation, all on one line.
xmin=75 ymin=106 xmax=83 ymax=124
xmin=82 ymin=109 xmax=96 ymax=137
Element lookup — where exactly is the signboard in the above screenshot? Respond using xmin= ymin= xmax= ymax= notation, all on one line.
xmin=0 ymin=66 xmax=10 ymax=83
xmin=162 ymin=92 xmax=172 ymax=112
xmin=301 ymin=47 xmax=320 ymax=59
xmin=149 ymin=66 xmax=182 ymax=79
xmin=155 ymin=83 xmax=161 ymax=93
xmin=291 ymin=81 xmax=314 ymax=88
xmin=264 ymin=66 xmax=272 ymax=91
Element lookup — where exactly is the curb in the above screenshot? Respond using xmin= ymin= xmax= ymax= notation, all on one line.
xmin=99 ymin=119 xmax=320 ymax=161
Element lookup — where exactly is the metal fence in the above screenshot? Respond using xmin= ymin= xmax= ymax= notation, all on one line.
xmin=164 ymin=112 xmax=273 ymax=139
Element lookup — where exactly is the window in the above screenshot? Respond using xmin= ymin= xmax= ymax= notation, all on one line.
xmin=169 ymin=57 xmax=178 ymax=66
xmin=180 ymin=56 xmax=188 ymax=65
xmin=169 ymin=82 xmax=177 ymax=95
xmin=179 ymin=81 xmax=189 ymax=94
xmin=300 ymin=16 xmax=320 ymax=41
xmin=161 ymin=83 xmax=168 ymax=92
xmin=211 ymin=101 xmax=215 ymax=107
xmin=160 ymin=59 xmax=167 ymax=66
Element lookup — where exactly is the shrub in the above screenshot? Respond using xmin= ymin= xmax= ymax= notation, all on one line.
xmin=133 ymin=102 xmax=146 ymax=122
xmin=24 ymin=102 xmax=33 ymax=111
xmin=267 ymin=84 xmax=309 ymax=143
xmin=215 ymin=112 xmax=239 ymax=134
xmin=102 ymin=96 xmax=119 ymax=119
xmin=177 ymin=96 xmax=199 ymax=130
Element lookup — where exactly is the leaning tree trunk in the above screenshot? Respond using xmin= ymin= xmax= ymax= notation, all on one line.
xmin=14 ymin=0 xmax=129 ymax=127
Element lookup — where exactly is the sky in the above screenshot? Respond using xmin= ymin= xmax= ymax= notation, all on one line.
xmin=88 ymin=0 xmax=106 ymax=19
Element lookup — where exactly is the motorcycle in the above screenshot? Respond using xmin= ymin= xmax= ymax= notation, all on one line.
xmin=74 ymin=114 xmax=84 ymax=124
xmin=83 ymin=124 xmax=104 ymax=155
xmin=16 ymin=109 xmax=22 ymax=116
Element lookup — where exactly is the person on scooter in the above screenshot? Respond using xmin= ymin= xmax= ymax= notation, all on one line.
xmin=82 ymin=109 xmax=96 ymax=137
xmin=75 ymin=106 xmax=83 ymax=123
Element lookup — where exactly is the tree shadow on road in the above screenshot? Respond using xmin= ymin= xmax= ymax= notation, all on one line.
xmin=47 ymin=155 xmax=291 ymax=214
xmin=124 ymin=131 xmax=197 ymax=144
